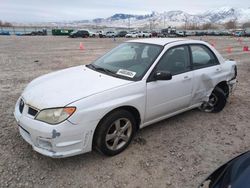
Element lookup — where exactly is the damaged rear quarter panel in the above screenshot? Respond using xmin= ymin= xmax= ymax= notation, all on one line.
xmin=191 ymin=59 xmax=236 ymax=104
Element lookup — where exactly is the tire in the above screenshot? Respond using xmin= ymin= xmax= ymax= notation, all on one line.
xmin=200 ymin=87 xmax=227 ymax=113
xmin=94 ymin=110 xmax=136 ymax=156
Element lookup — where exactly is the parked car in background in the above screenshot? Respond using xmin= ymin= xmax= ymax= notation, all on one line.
xmin=159 ymin=28 xmax=169 ymax=37
xmin=151 ymin=31 xmax=158 ymax=37
xmin=186 ymin=31 xmax=196 ymax=36
xmin=158 ymin=28 xmax=177 ymax=37
xmin=116 ymin=31 xmax=128 ymax=37
xmin=245 ymin=30 xmax=250 ymax=37
xmin=0 ymin=31 xmax=11 ymax=35
xmin=14 ymin=38 xmax=237 ymax=158
xmin=234 ymin=31 xmax=245 ymax=37
xmin=218 ymin=30 xmax=231 ymax=36
xmin=125 ymin=32 xmax=138 ymax=38
xmin=195 ymin=31 xmax=206 ymax=36
xmin=96 ymin=31 xmax=106 ymax=38
xmin=206 ymin=30 xmax=221 ymax=36
xmin=176 ymin=30 xmax=186 ymax=37
xmin=69 ymin=30 xmax=89 ymax=38
xmin=21 ymin=29 xmax=47 ymax=36
xmin=106 ymin=31 xmax=116 ymax=38
xmin=199 ymin=151 xmax=250 ymax=188
xmin=89 ymin=31 xmax=98 ymax=37
xmin=138 ymin=31 xmax=152 ymax=38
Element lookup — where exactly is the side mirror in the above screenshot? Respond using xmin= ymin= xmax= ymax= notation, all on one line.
xmin=153 ymin=71 xmax=172 ymax=81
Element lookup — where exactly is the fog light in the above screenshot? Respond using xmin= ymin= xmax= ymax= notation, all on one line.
xmin=37 ymin=138 xmax=52 ymax=150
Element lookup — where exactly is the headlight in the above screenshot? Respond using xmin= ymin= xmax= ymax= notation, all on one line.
xmin=35 ymin=107 xmax=76 ymax=125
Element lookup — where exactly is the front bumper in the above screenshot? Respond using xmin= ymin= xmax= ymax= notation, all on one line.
xmin=14 ymin=98 xmax=96 ymax=158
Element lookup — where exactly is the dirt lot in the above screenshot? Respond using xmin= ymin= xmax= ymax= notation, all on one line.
xmin=0 ymin=36 xmax=250 ymax=188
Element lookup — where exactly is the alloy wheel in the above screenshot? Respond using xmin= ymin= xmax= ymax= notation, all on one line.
xmin=105 ymin=118 xmax=132 ymax=151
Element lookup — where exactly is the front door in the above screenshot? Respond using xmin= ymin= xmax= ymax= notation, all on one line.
xmin=145 ymin=45 xmax=193 ymax=122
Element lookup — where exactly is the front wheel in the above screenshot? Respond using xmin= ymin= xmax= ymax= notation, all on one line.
xmin=94 ymin=110 xmax=136 ymax=156
xmin=199 ymin=87 xmax=227 ymax=113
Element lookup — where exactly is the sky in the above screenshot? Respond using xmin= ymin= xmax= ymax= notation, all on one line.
xmin=0 ymin=0 xmax=249 ymax=22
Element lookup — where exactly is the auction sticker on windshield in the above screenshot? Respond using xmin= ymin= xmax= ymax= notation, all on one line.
xmin=116 ymin=69 xmax=136 ymax=78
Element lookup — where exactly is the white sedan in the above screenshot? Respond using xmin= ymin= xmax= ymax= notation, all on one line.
xmin=14 ymin=38 xmax=237 ymax=158
xmin=125 ymin=32 xmax=138 ymax=38
xmin=138 ymin=31 xmax=152 ymax=38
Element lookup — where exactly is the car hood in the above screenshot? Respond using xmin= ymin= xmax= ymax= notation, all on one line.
xmin=22 ymin=65 xmax=132 ymax=109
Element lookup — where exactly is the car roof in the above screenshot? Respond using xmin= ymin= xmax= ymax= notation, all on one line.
xmin=127 ymin=38 xmax=191 ymax=46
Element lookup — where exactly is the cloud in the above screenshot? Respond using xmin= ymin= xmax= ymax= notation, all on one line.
xmin=0 ymin=0 xmax=248 ymax=22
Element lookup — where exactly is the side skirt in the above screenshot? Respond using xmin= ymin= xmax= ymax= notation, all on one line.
xmin=140 ymin=103 xmax=202 ymax=129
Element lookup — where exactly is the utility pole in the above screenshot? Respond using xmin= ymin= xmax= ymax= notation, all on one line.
xmin=163 ymin=15 xmax=166 ymax=28
xmin=128 ymin=17 xmax=130 ymax=31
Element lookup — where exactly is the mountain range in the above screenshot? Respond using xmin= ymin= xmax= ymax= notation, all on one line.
xmin=21 ymin=7 xmax=250 ymax=28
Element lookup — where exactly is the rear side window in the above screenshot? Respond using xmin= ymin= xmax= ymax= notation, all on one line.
xmin=155 ymin=46 xmax=190 ymax=75
xmin=190 ymin=45 xmax=219 ymax=69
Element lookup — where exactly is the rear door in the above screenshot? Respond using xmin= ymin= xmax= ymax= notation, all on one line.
xmin=189 ymin=44 xmax=222 ymax=105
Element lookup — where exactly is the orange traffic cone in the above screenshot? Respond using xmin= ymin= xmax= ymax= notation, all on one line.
xmin=243 ymin=46 xmax=249 ymax=52
xmin=226 ymin=47 xmax=232 ymax=53
xmin=80 ymin=42 xmax=84 ymax=50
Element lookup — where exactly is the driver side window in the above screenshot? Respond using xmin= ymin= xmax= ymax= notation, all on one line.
xmin=103 ymin=45 xmax=136 ymax=63
xmin=155 ymin=46 xmax=190 ymax=75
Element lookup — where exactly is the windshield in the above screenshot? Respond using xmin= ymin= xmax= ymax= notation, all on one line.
xmin=88 ymin=42 xmax=163 ymax=80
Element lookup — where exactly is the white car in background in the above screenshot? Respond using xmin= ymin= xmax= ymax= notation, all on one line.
xmin=176 ymin=30 xmax=186 ymax=37
xmin=125 ymin=32 xmax=138 ymax=38
xmin=138 ymin=31 xmax=152 ymax=38
xmin=106 ymin=31 xmax=116 ymax=38
xmin=88 ymin=31 xmax=98 ymax=37
xmin=96 ymin=30 xmax=106 ymax=38
xmin=14 ymin=38 xmax=237 ymax=158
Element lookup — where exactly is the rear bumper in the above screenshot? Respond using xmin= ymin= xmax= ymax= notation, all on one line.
xmin=228 ymin=78 xmax=237 ymax=94
xmin=14 ymin=98 xmax=97 ymax=158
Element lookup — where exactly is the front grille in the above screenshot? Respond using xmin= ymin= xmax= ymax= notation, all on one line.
xmin=28 ymin=107 xmax=38 ymax=116
xmin=19 ymin=99 xmax=24 ymax=114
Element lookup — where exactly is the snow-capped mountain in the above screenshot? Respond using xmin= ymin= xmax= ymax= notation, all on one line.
xmin=17 ymin=7 xmax=250 ymax=28
xmin=200 ymin=7 xmax=250 ymax=23
xmin=70 ymin=7 xmax=250 ymax=28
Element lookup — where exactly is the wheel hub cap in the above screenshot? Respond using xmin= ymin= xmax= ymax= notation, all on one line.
xmin=105 ymin=118 xmax=132 ymax=151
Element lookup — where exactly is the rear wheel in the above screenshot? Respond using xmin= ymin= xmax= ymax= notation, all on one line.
xmin=94 ymin=110 xmax=136 ymax=156
xmin=199 ymin=87 xmax=227 ymax=113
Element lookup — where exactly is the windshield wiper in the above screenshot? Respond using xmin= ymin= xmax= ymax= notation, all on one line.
xmin=86 ymin=64 xmax=115 ymax=75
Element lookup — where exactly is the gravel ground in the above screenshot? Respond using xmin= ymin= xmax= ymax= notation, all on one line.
xmin=0 ymin=36 xmax=250 ymax=188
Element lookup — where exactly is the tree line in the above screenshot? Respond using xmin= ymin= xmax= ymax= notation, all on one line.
xmin=182 ymin=20 xmax=250 ymax=30
xmin=0 ymin=20 xmax=12 ymax=27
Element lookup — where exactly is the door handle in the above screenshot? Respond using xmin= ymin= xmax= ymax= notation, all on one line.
xmin=183 ymin=76 xmax=191 ymax=80
xmin=216 ymin=68 xmax=222 ymax=72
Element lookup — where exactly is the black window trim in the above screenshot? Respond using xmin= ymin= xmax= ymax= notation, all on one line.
xmin=147 ymin=44 xmax=192 ymax=82
xmin=188 ymin=43 xmax=220 ymax=70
